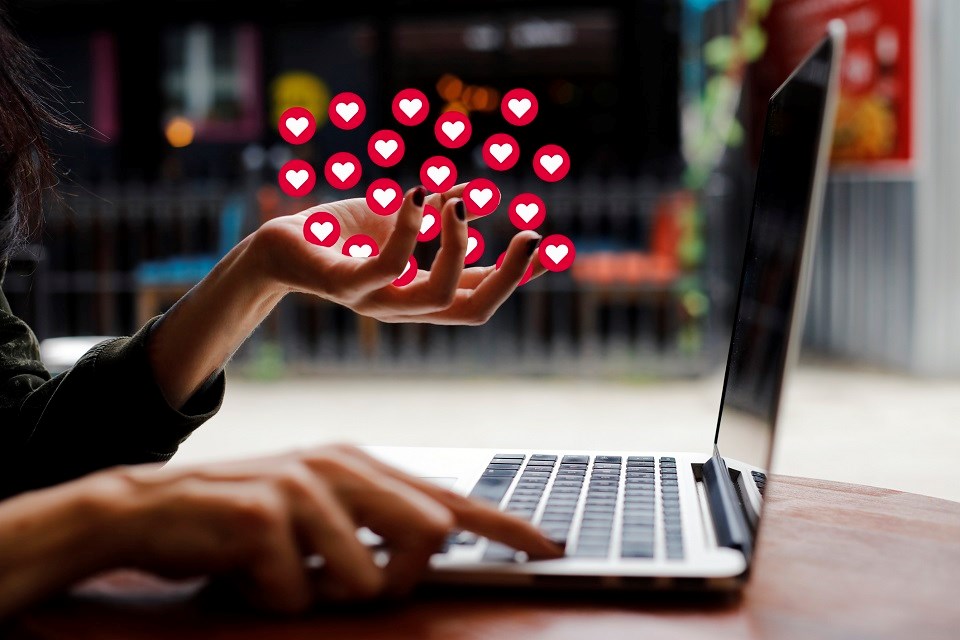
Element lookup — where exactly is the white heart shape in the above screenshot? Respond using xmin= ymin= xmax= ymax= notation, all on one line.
xmin=539 ymin=154 xmax=563 ymax=175
xmin=285 ymin=169 xmax=309 ymax=190
xmin=508 ymin=98 xmax=531 ymax=118
xmin=285 ymin=116 xmax=309 ymax=137
xmin=515 ymin=203 xmax=539 ymax=223
xmin=399 ymin=260 xmax=412 ymax=278
xmin=544 ymin=244 xmax=569 ymax=264
xmin=489 ymin=143 xmax=513 ymax=164
xmin=420 ymin=214 xmax=435 ymax=234
xmin=441 ymin=120 xmax=465 ymax=141
xmin=310 ymin=221 xmax=333 ymax=242
xmin=426 ymin=165 xmax=450 ymax=186
xmin=374 ymin=139 xmax=398 ymax=159
xmin=469 ymin=188 xmax=493 ymax=209
xmin=331 ymin=162 xmax=355 ymax=183
xmin=349 ymin=244 xmax=372 ymax=258
xmin=373 ymin=188 xmax=396 ymax=209
xmin=398 ymin=98 xmax=422 ymax=119
xmin=335 ymin=101 xmax=359 ymax=122
xmin=466 ymin=236 xmax=478 ymax=255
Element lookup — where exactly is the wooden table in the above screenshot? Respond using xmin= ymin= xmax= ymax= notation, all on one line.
xmin=7 ymin=476 xmax=959 ymax=639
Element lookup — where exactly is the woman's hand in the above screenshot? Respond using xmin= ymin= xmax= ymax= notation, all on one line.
xmin=148 ymin=183 xmax=545 ymax=408
xmin=95 ymin=445 xmax=560 ymax=611
xmin=255 ymin=184 xmax=546 ymax=325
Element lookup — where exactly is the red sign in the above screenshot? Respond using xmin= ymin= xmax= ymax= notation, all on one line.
xmin=758 ymin=0 xmax=913 ymax=168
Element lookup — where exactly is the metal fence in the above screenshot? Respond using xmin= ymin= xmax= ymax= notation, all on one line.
xmin=3 ymin=177 xmax=735 ymax=377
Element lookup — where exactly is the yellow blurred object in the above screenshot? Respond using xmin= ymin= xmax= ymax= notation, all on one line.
xmin=832 ymin=95 xmax=897 ymax=161
xmin=444 ymin=101 xmax=469 ymax=115
xmin=271 ymin=72 xmax=329 ymax=127
xmin=164 ymin=117 xmax=195 ymax=148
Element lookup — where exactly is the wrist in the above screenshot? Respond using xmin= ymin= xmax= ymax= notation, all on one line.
xmin=71 ymin=468 xmax=146 ymax=570
xmin=245 ymin=222 xmax=296 ymax=299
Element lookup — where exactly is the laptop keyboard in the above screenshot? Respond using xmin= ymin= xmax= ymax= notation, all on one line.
xmin=751 ymin=470 xmax=767 ymax=496
xmin=462 ymin=454 xmax=685 ymax=562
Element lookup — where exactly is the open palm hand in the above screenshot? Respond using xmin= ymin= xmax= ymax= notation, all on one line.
xmin=257 ymin=183 xmax=544 ymax=324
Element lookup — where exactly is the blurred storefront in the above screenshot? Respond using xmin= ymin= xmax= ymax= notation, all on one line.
xmin=7 ymin=0 xmax=955 ymax=375
xmin=6 ymin=0 xmax=744 ymax=377
xmin=753 ymin=0 xmax=960 ymax=374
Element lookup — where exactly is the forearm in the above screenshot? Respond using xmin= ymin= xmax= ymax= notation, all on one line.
xmin=147 ymin=230 xmax=287 ymax=409
xmin=0 ymin=475 xmax=122 ymax=618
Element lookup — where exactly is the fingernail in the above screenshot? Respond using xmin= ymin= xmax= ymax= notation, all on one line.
xmin=413 ymin=187 xmax=426 ymax=207
xmin=455 ymin=200 xmax=466 ymax=221
xmin=526 ymin=236 xmax=542 ymax=256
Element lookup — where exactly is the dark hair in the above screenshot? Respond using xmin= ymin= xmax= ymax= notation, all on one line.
xmin=0 ymin=8 xmax=78 ymax=260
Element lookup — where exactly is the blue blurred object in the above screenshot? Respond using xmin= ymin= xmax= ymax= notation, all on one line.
xmin=135 ymin=196 xmax=245 ymax=286
xmin=683 ymin=0 xmax=721 ymax=11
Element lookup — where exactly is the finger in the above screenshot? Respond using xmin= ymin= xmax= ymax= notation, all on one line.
xmin=464 ymin=231 xmax=540 ymax=309
xmin=527 ymin=257 xmax=549 ymax=283
xmin=458 ymin=265 xmax=496 ymax=289
xmin=238 ymin=490 xmax=313 ymax=613
xmin=424 ymin=182 xmax=466 ymax=212
xmin=354 ymin=186 xmax=425 ymax=290
xmin=424 ymin=198 xmax=467 ymax=301
xmin=355 ymin=197 xmax=467 ymax=317
xmin=378 ymin=491 xmax=453 ymax=597
xmin=338 ymin=449 xmax=562 ymax=559
xmin=336 ymin=473 xmax=455 ymax=597
xmin=460 ymin=251 xmax=548 ymax=289
xmin=292 ymin=477 xmax=384 ymax=601
xmin=371 ymin=232 xmax=543 ymax=324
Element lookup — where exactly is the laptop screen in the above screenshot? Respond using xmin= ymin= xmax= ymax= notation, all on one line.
xmin=713 ymin=35 xmax=837 ymax=471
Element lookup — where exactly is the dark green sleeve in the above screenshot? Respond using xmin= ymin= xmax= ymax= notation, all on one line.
xmin=0 ymin=274 xmax=224 ymax=498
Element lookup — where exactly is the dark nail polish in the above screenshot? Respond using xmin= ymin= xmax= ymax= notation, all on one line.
xmin=413 ymin=187 xmax=426 ymax=207
xmin=455 ymin=200 xmax=466 ymax=221
xmin=526 ymin=236 xmax=542 ymax=256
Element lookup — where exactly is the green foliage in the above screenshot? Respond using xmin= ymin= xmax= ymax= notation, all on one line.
xmin=741 ymin=24 xmax=768 ymax=62
xmin=748 ymin=0 xmax=774 ymax=19
xmin=705 ymin=36 xmax=735 ymax=71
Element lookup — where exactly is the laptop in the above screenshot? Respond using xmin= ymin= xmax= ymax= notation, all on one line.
xmin=366 ymin=21 xmax=845 ymax=590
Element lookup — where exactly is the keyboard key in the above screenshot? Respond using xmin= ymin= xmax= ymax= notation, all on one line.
xmin=592 ymin=463 xmax=622 ymax=470
xmin=595 ymin=456 xmax=622 ymax=463
xmin=531 ymin=454 xmax=558 ymax=461
xmin=469 ymin=476 xmax=513 ymax=504
xmin=493 ymin=454 xmax=525 ymax=460
xmin=483 ymin=469 xmax=518 ymax=477
xmin=587 ymin=485 xmax=618 ymax=493
xmin=486 ymin=462 xmax=523 ymax=470
xmin=659 ymin=457 xmax=675 ymax=462
xmin=561 ymin=455 xmax=590 ymax=464
xmin=573 ymin=547 xmax=609 ymax=558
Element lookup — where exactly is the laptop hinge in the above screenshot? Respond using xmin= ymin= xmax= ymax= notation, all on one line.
xmin=701 ymin=446 xmax=754 ymax=561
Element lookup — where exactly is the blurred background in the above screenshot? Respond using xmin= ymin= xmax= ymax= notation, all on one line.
xmin=3 ymin=0 xmax=959 ymax=501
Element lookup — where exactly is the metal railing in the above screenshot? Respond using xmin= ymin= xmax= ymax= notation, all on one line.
xmin=4 ymin=177 xmax=734 ymax=377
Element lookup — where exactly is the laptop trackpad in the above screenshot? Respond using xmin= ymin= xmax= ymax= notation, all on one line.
xmin=420 ymin=477 xmax=458 ymax=490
